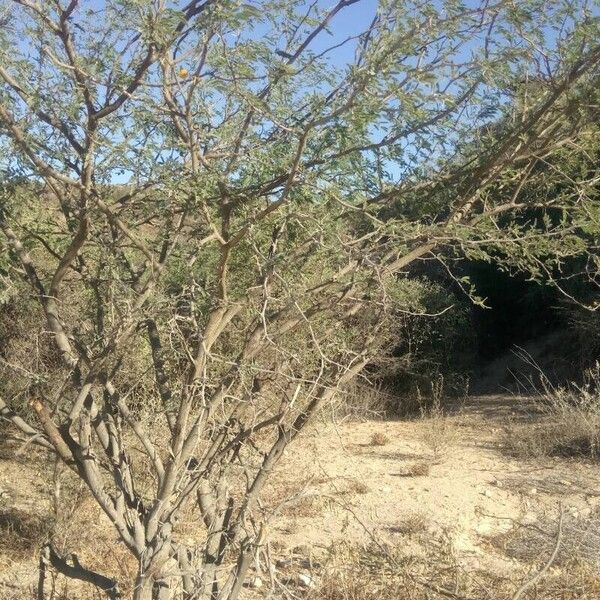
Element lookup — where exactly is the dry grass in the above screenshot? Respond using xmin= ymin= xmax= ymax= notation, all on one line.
xmin=404 ymin=461 xmax=431 ymax=477
xmin=305 ymin=543 xmax=413 ymax=600
xmin=0 ymin=508 xmax=51 ymax=560
xmin=487 ymin=507 xmax=600 ymax=572
xmin=368 ymin=431 xmax=390 ymax=447
xmin=342 ymin=478 xmax=370 ymax=495
xmin=304 ymin=539 xmax=493 ymax=600
xmin=328 ymin=382 xmax=391 ymax=421
xmin=286 ymin=495 xmax=329 ymax=518
xmin=305 ymin=537 xmax=600 ymax=600
xmin=504 ymin=363 xmax=600 ymax=460
xmin=265 ymin=479 xmax=330 ymax=519
xmin=417 ymin=379 xmax=459 ymax=460
xmin=505 ymin=421 xmax=599 ymax=459
xmin=388 ymin=513 xmax=427 ymax=536
xmin=0 ymin=451 xmax=137 ymax=600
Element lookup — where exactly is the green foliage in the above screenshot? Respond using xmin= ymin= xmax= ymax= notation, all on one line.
xmin=0 ymin=3 xmax=598 ymax=595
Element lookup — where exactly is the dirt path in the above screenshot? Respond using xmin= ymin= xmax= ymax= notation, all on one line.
xmin=264 ymin=395 xmax=600 ymax=574
xmin=1 ymin=394 xmax=600 ymax=597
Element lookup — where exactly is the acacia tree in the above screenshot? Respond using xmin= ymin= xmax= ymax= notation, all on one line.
xmin=0 ymin=0 xmax=598 ymax=598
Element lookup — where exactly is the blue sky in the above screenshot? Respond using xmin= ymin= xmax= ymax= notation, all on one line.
xmin=2 ymin=0 xmax=597 ymax=185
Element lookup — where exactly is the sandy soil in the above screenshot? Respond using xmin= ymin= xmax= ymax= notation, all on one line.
xmin=263 ymin=395 xmax=600 ymax=573
xmin=1 ymin=394 xmax=599 ymax=597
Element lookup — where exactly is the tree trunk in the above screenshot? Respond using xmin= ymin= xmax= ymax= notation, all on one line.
xmin=134 ymin=567 xmax=175 ymax=600
xmin=132 ymin=575 xmax=154 ymax=600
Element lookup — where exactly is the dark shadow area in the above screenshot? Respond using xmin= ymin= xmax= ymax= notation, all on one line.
xmin=382 ymin=249 xmax=599 ymax=409
xmin=0 ymin=508 xmax=51 ymax=559
xmin=465 ymin=261 xmax=560 ymax=360
xmin=456 ymin=394 xmax=541 ymax=422
xmin=350 ymin=446 xmax=427 ymax=461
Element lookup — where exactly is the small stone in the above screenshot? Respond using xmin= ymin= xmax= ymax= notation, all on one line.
xmin=298 ymin=573 xmax=315 ymax=588
xmin=529 ymin=488 xmax=537 ymax=495
xmin=482 ymin=489 xmax=493 ymax=498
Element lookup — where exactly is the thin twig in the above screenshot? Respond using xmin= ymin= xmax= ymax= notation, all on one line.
xmin=511 ymin=504 xmax=564 ymax=600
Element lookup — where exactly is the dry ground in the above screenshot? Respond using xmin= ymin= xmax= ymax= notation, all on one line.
xmin=1 ymin=394 xmax=600 ymax=598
